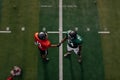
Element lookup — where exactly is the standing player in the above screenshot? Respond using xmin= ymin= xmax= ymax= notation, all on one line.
xmin=58 ymin=30 xmax=83 ymax=63
xmin=34 ymin=32 xmax=58 ymax=62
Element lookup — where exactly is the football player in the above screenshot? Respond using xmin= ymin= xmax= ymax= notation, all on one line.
xmin=10 ymin=66 xmax=21 ymax=76
xmin=34 ymin=32 xmax=58 ymax=62
xmin=7 ymin=66 xmax=21 ymax=80
xmin=58 ymin=30 xmax=83 ymax=63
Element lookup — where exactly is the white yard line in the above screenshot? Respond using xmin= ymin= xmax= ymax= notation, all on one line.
xmin=40 ymin=5 xmax=52 ymax=7
xmin=59 ymin=0 xmax=63 ymax=79
xmin=63 ymin=5 xmax=77 ymax=8
xmin=98 ymin=31 xmax=110 ymax=34
xmin=47 ymin=31 xmax=66 ymax=34
xmin=0 ymin=31 xmax=11 ymax=33
xmin=40 ymin=5 xmax=77 ymax=8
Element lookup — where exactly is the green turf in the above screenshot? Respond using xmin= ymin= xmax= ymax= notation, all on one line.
xmin=1 ymin=0 xmax=120 ymax=80
xmin=62 ymin=0 xmax=104 ymax=80
xmin=0 ymin=0 xmax=2 ymax=23
xmin=97 ymin=0 xmax=120 ymax=80
xmin=38 ymin=0 xmax=59 ymax=80
xmin=0 ymin=0 xmax=39 ymax=79
xmin=39 ymin=0 xmax=104 ymax=80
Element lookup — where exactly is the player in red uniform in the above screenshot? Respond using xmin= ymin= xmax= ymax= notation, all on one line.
xmin=6 ymin=66 xmax=21 ymax=80
xmin=34 ymin=32 xmax=58 ymax=62
xmin=10 ymin=66 xmax=21 ymax=76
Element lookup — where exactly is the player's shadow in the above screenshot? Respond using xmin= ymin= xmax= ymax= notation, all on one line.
xmin=79 ymin=61 xmax=84 ymax=80
xmin=67 ymin=55 xmax=84 ymax=80
xmin=43 ymin=62 xmax=49 ymax=80
xmin=68 ymin=56 xmax=75 ymax=80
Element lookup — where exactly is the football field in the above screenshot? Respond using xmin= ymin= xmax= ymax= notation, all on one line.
xmin=0 ymin=0 xmax=120 ymax=80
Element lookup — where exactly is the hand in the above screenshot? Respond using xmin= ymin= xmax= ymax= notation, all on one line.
xmin=57 ymin=43 xmax=61 ymax=47
xmin=34 ymin=41 xmax=39 ymax=46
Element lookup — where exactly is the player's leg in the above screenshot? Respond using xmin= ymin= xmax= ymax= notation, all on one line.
xmin=39 ymin=49 xmax=49 ymax=61
xmin=64 ymin=45 xmax=72 ymax=57
xmin=74 ymin=46 xmax=82 ymax=63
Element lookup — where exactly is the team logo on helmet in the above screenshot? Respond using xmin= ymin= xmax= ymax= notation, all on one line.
xmin=38 ymin=32 xmax=47 ymax=40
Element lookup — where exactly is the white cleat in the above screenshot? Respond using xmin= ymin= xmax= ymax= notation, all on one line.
xmin=64 ymin=52 xmax=71 ymax=57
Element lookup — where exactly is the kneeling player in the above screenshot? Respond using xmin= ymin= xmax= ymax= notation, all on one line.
xmin=10 ymin=66 xmax=21 ymax=76
xmin=7 ymin=66 xmax=21 ymax=80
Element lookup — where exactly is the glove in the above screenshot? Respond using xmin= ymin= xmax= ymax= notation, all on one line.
xmin=57 ymin=43 xmax=61 ymax=47
xmin=34 ymin=41 xmax=39 ymax=46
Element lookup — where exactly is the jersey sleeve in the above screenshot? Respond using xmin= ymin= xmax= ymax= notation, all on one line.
xmin=34 ymin=32 xmax=39 ymax=42
xmin=77 ymin=35 xmax=83 ymax=45
xmin=48 ymin=42 xmax=51 ymax=47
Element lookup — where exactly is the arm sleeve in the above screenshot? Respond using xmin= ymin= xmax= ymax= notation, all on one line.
xmin=34 ymin=33 xmax=39 ymax=45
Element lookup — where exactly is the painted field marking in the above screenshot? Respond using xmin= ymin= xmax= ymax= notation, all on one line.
xmin=0 ymin=27 xmax=11 ymax=33
xmin=104 ymin=27 xmax=108 ymax=31
xmin=43 ymin=27 xmax=110 ymax=34
xmin=98 ymin=31 xmax=110 ymax=34
xmin=0 ymin=31 xmax=11 ymax=33
xmin=98 ymin=27 xmax=110 ymax=34
xmin=40 ymin=5 xmax=52 ymax=7
xmin=6 ymin=27 xmax=10 ymax=31
xmin=21 ymin=27 xmax=25 ymax=31
xmin=87 ymin=27 xmax=90 ymax=31
xmin=40 ymin=5 xmax=77 ymax=8
xmin=47 ymin=31 xmax=66 ymax=34
xmin=75 ymin=27 xmax=78 ymax=31
xmin=42 ymin=25 xmax=79 ymax=80
xmin=63 ymin=5 xmax=77 ymax=8
xmin=42 ymin=27 xmax=79 ymax=80
xmin=42 ymin=27 xmax=46 ymax=31
xmin=42 ymin=27 xmax=78 ymax=34
xmin=85 ymin=27 xmax=110 ymax=34
xmin=59 ymin=0 xmax=63 ymax=79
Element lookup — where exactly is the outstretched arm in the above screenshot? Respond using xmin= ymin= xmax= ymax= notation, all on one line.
xmin=57 ymin=36 xmax=67 ymax=47
xmin=60 ymin=36 xmax=67 ymax=43
xmin=51 ymin=44 xmax=58 ymax=47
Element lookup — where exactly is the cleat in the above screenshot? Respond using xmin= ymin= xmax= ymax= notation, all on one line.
xmin=78 ymin=58 xmax=82 ymax=63
xmin=43 ymin=58 xmax=49 ymax=62
xmin=46 ymin=58 xmax=49 ymax=61
xmin=64 ymin=52 xmax=71 ymax=57
xmin=78 ymin=55 xmax=82 ymax=63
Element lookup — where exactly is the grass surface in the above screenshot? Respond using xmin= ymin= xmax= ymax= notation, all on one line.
xmin=98 ymin=0 xmax=120 ymax=80
xmin=0 ymin=0 xmax=39 ymax=79
xmin=0 ymin=0 xmax=120 ymax=80
xmin=0 ymin=0 xmax=2 ymax=23
xmin=39 ymin=0 xmax=59 ymax=79
xmin=62 ymin=0 xmax=104 ymax=80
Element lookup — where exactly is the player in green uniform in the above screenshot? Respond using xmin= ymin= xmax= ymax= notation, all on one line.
xmin=57 ymin=30 xmax=83 ymax=63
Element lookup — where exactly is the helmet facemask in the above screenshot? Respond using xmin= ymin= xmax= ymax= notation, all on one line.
xmin=68 ymin=31 xmax=77 ymax=40
xmin=38 ymin=32 xmax=47 ymax=40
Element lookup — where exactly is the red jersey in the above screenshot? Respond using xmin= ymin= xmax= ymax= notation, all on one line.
xmin=34 ymin=32 xmax=51 ymax=50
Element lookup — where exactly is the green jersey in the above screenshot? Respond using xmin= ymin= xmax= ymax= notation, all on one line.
xmin=66 ymin=32 xmax=83 ymax=48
